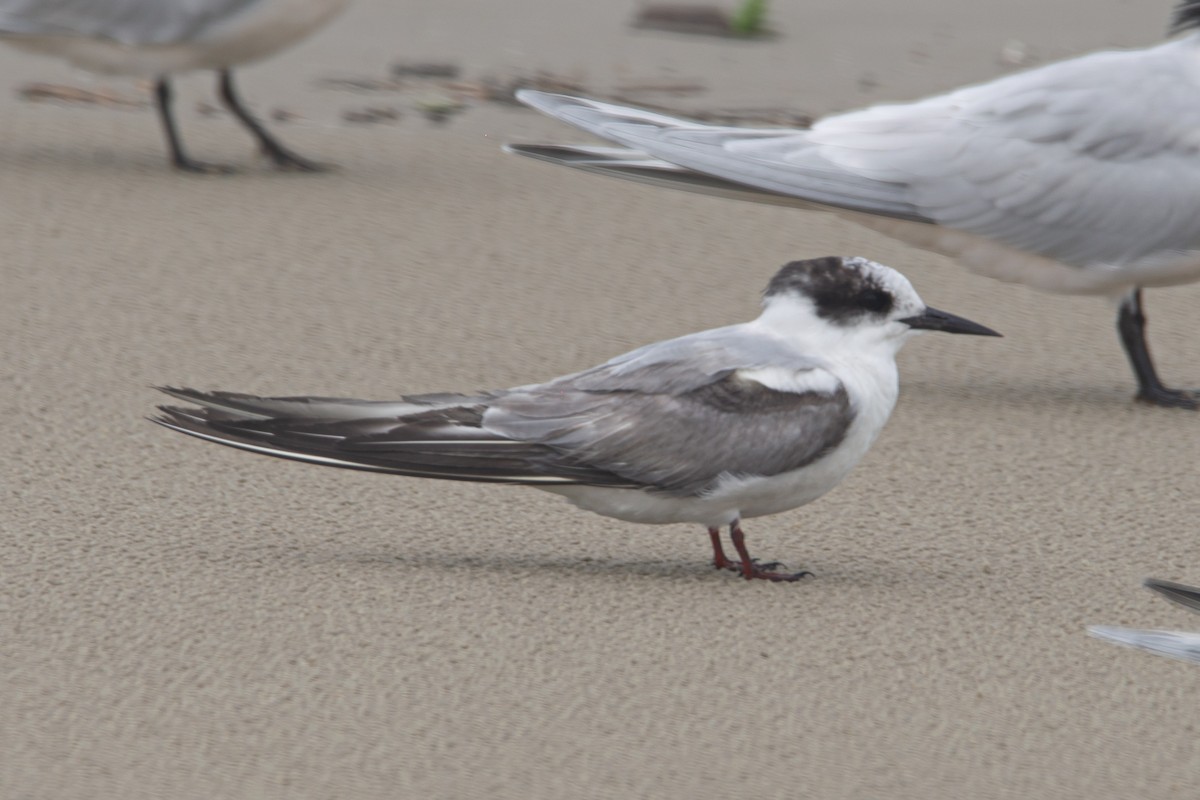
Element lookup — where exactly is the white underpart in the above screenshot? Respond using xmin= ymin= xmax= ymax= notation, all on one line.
xmin=0 ymin=0 xmax=350 ymax=76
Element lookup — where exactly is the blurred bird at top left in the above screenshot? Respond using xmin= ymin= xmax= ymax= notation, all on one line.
xmin=0 ymin=0 xmax=351 ymax=172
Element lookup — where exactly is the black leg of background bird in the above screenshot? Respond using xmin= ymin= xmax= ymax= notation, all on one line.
xmin=728 ymin=522 xmax=810 ymax=582
xmin=155 ymin=77 xmax=235 ymax=174
xmin=1117 ymin=288 xmax=1197 ymax=409
xmin=217 ymin=69 xmax=325 ymax=172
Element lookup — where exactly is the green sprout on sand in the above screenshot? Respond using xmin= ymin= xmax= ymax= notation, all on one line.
xmin=730 ymin=0 xmax=768 ymax=36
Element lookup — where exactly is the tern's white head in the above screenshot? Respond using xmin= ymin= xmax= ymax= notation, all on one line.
xmin=756 ymin=256 xmax=1000 ymax=355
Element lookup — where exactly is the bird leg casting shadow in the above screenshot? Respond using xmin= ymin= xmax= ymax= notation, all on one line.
xmin=710 ymin=522 xmax=811 ymax=582
xmin=708 ymin=527 xmax=737 ymax=572
xmin=154 ymin=77 xmax=235 ymax=174
xmin=1117 ymin=288 xmax=1197 ymax=409
xmin=217 ymin=69 xmax=325 ymax=172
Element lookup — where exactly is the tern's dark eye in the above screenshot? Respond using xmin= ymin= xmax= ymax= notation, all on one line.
xmin=857 ymin=289 xmax=893 ymax=314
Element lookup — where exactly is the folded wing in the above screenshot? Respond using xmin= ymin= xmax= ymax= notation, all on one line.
xmin=515 ymin=40 xmax=1200 ymax=267
xmin=155 ymin=335 xmax=851 ymax=496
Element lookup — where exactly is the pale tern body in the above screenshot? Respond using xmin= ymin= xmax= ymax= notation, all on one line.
xmin=0 ymin=0 xmax=350 ymax=171
xmin=1090 ymin=578 xmax=1200 ymax=665
xmin=509 ymin=1 xmax=1200 ymax=408
xmin=152 ymin=257 xmax=999 ymax=581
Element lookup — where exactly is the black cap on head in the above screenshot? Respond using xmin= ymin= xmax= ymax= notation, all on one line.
xmin=765 ymin=257 xmax=895 ymax=325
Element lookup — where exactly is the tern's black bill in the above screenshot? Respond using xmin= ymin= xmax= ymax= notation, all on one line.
xmin=900 ymin=306 xmax=1001 ymax=337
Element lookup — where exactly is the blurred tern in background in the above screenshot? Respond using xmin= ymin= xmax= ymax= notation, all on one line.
xmin=1090 ymin=578 xmax=1200 ymax=665
xmin=151 ymin=257 xmax=999 ymax=582
xmin=0 ymin=0 xmax=350 ymax=172
xmin=509 ymin=1 xmax=1200 ymax=408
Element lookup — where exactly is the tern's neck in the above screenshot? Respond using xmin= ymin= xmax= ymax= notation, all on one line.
xmin=753 ymin=296 xmax=904 ymax=421
xmin=754 ymin=295 xmax=905 ymax=361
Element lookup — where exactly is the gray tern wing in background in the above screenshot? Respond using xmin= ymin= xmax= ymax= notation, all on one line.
xmin=509 ymin=2 xmax=1200 ymax=408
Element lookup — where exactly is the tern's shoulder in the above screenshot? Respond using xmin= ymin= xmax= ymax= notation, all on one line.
xmin=486 ymin=340 xmax=851 ymax=495
xmin=0 ymin=0 xmax=262 ymax=44
xmin=545 ymin=322 xmax=836 ymax=396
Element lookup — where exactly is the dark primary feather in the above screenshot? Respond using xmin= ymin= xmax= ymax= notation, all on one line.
xmin=156 ymin=386 xmax=488 ymax=420
xmin=154 ymin=399 xmax=639 ymax=487
xmin=1172 ymin=0 xmax=1200 ymax=34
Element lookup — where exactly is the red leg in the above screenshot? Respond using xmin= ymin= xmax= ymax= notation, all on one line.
xmin=708 ymin=527 xmax=737 ymax=571
xmin=728 ymin=522 xmax=811 ymax=582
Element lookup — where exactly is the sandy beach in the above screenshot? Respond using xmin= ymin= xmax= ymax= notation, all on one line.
xmin=3 ymin=1 xmax=1200 ymax=797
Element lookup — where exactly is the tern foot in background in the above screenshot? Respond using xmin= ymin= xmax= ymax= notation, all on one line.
xmin=714 ymin=523 xmax=812 ymax=582
xmin=217 ymin=70 xmax=328 ymax=173
xmin=1118 ymin=290 xmax=1198 ymax=409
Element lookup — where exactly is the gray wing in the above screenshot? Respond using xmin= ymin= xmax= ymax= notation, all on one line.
xmin=515 ymin=91 xmax=925 ymax=222
xmin=0 ymin=0 xmax=259 ymax=44
xmin=516 ymin=39 xmax=1200 ymax=266
xmin=485 ymin=335 xmax=851 ymax=495
xmin=153 ymin=331 xmax=849 ymax=493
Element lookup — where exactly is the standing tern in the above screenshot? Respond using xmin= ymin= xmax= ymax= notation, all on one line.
xmin=152 ymin=256 xmax=999 ymax=582
xmin=0 ymin=0 xmax=350 ymax=172
xmin=1089 ymin=578 xmax=1200 ymax=665
xmin=508 ymin=1 xmax=1200 ymax=408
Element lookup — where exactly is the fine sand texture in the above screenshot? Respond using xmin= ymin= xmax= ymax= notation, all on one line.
xmin=3 ymin=1 xmax=1200 ymax=798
